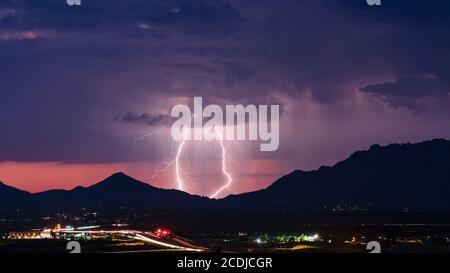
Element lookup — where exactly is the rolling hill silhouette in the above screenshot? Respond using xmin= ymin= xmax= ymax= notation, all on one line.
xmin=1 ymin=139 xmax=450 ymax=213
xmin=0 ymin=172 xmax=211 ymax=213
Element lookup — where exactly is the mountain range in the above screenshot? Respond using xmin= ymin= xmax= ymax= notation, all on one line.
xmin=1 ymin=139 xmax=450 ymax=214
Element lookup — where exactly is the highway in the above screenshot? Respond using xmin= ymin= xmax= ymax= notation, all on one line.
xmin=54 ymin=228 xmax=207 ymax=253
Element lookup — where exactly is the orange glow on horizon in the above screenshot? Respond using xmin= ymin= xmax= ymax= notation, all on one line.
xmin=0 ymin=159 xmax=296 ymax=196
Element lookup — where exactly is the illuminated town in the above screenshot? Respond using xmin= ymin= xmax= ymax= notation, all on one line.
xmin=2 ymin=211 xmax=450 ymax=253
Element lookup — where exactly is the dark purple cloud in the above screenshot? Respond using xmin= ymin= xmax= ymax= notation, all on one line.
xmin=114 ymin=112 xmax=169 ymax=126
xmin=360 ymin=75 xmax=450 ymax=111
xmin=1 ymin=0 xmax=450 ymax=167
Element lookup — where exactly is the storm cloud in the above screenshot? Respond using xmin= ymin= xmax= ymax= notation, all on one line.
xmin=1 ymin=0 xmax=450 ymax=166
xmin=114 ymin=112 xmax=168 ymax=126
xmin=360 ymin=75 xmax=450 ymax=111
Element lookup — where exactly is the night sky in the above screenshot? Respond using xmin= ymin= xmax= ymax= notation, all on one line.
xmin=1 ymin=0 xmax=450 ymax=197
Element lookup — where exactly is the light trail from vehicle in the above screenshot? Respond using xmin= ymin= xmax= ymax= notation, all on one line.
xmin=133 ymin=234 xmax=204 ymax=252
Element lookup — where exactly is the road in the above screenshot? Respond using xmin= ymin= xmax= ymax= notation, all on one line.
xmin=55 ymin=228 xmax=207 ymax=253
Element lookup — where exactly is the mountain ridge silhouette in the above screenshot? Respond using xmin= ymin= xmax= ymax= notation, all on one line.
xmin=1 ymin=138 xmax=450 ymax=213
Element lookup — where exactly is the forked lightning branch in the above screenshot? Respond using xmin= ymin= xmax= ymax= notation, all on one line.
xmin=168 ymin=97 xmax=280 ymax=198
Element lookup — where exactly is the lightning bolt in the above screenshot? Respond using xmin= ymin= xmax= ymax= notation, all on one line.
xmin=210 ymin=136 xmax=233 ymax=199
xmin=134 ymin=132 xmax=154 ymax=142
xmin=175 ymin=131 xmax=188 ymax=191
xmin=146 ymin=128 xmax=234 ymax=198
xmin=136 ymin=131 xmax=180 ymax=189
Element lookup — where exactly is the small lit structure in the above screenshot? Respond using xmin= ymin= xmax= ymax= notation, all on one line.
xmin=8 ymin=231 xmax=42 ymax=239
